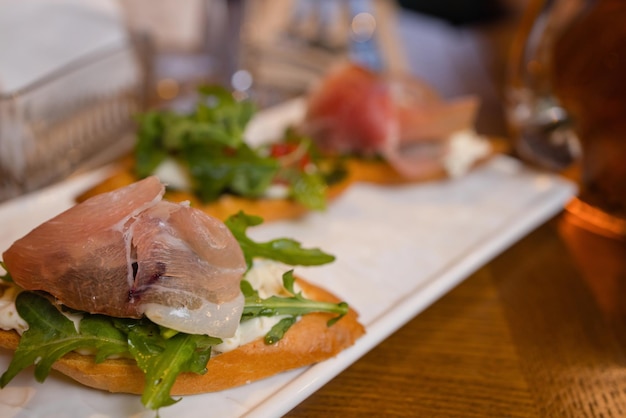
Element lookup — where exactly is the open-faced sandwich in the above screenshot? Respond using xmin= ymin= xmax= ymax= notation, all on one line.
xmin=0 ymin=176 xmax=364 ymax=413
xmin=79 ymin=63 xmax=499 ymax=221
xmin=77 ymin=86 xmax=350 ymax=222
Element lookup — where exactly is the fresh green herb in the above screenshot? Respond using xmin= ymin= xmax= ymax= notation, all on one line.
xmin=121 ymin=320 xmax=220 ymax=409
xmin=0 ymin=292 xmax=128 ymax=387
xmin=264 ymin=317 xmax=297 ymax=345
xmin=225 ymin=211 xmax=335 ymax=268
xmin=133 ymin=85 xmax=339 ymax=208
xmin=241 ymin=270 xmax=348 ymax=342
xmin=283 ymin=166 xmax=328 ymax=210
xmin=0 ymin=292 xmax=221 ymax=411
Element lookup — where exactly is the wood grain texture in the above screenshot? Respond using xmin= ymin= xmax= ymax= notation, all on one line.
xmin=287 ymin=263 xmax=536 ymax=417
xmin=286 ymin=214 xmax=626 ymax=417
xmin=492 ymin=216 xmax=626 ymax=418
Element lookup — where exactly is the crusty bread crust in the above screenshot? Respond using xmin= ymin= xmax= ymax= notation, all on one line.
xmin=0 ymin=278 xmax=365 ymax=395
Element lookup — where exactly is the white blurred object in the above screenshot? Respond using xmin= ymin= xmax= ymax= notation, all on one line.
xmin=0 ymin=0 xmax=125 ymax=93
xmin=0 ymin=0 xmax=145 ymax=202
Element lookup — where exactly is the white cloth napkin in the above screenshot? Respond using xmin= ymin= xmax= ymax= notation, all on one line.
xmin=0 ymin=0 xmax=126 ymax=94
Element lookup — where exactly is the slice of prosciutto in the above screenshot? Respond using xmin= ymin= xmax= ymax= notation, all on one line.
xmin=301 ymin=63 xmax=480 ymax=179
xmin=2 ymin=176 xmax=246 ymax=338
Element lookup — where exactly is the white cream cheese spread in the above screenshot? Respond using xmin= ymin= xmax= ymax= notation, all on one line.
xmin=213 ymin=260 xmax=300 ymax=354
xmin=0 ymin=284 xmax=27 ymax=335
xmin=443 ymin=129 xmax=491 ymax=177
xmin=152 ymin=158 xmax=193 ymax=191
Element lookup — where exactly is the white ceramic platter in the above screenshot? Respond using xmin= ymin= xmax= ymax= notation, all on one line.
xmin=0 ymin=100 xmax=576 ymax=418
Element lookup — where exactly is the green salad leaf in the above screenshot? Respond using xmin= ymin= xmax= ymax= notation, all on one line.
xmin=282 ymin=166 xmax=328 ymax=210
xmin=0 ymin=292 xmax=128 ymax=387
xmin=241 ymin=270 xmax=348 ymax=343
xmin=121 ymin=320 xmax=220 ymax=409
xmin=133 ymin=85 xmax=340 ymax=208
xmin=183 ymin=140 xmax=279 ymax=202
xmin=225 ymin=211 xmax=335 ymax=268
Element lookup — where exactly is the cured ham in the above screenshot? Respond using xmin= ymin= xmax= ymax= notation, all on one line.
xmin=302 ymin=63 xmax=480 ymax=179
xmin=2 ymin=176 xmax=246 ymax=338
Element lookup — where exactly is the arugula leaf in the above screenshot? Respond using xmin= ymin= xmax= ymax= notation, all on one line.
xmin=132 ymin=85 xmax=337 ymax=209
xmin=184 ymin=141 xmax=279 ymax=202
xmin=264 ymin=317 xmax=297 ymax=345
xmin=0 ymin=294 xmax=222 ymax=412
xmin=125 ymin=321 xmax=219 ymax=410
xmin=289 ymin=169 xmax=328 ymax=210
xmin=0 ymin=292 xmax=128 ymax=386
xmin=240 ymin=270 xmax=349 ymax=331
xmin=135 ymin=86 xmax=279 ymax=203
xmin=225 ymin=211 xmax=335 ymax=268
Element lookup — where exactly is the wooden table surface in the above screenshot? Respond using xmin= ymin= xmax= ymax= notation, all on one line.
xmin=286 ymin=6 xmax=626 ymax=418
xmin=287 ymin=213 xmax=626 ymax=417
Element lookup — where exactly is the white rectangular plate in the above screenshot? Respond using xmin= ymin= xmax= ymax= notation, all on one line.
xmin=0 ymin=101 xmax=576 ymax=418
